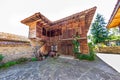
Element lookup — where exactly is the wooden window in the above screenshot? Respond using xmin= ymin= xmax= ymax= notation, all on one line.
xmin=67 ymin=28 xmax=73 ymax=38
xmin=62 ymin=27 xmax=67 ymax=39
xmin=42 ymin=28 xmax=46 ymax=36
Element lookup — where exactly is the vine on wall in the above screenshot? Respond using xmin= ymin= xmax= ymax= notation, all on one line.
xmin=72 ymin=34 xmax=95 ymax=61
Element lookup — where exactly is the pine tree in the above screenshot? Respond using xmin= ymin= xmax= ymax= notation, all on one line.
xmin=91 ymin=14 xmax=108 ymax=44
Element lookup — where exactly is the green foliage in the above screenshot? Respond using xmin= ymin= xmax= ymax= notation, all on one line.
xmin=107 ymin=35 xmax=120 ymax=41
xmin=72 ymin=40 xmax=80 ymax=53
xmin=0 ymin=61 xmax=17 ymax=68
xmin=72 ymin=35 xmax=80 ymax=53
xmin=16 ymin=58 xmax=28 ymax=64
xmin=88 ymin=42 xmax=96 ymax=60
xmin=0 ymin=57 xmax=29 ymax=69
xmin=31 ymin=57 xmax=37 ymax=61
xmin=3 ymin=61 xmax=17 ymax=68
xmin=91 ymin=13 xmax=108 ymax=44
xmin=0 ymin=54 xmax=4 ymax=62
xmin=108 ymin=27 xmax=120 ymax=37
xmin=75 ymin=53 xmax=95 ymax=61
xmin=76 ymin=43 xmax=95 ymax=61
xmin=72 ymin=34 xmax=95 ymax=61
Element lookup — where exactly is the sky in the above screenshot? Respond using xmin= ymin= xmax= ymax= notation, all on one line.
xmin=0 ymin=0 xmax=117 ymax=37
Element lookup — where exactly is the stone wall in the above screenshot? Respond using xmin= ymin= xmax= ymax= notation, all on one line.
xmin=0 ymin=32 xmax=38 ymax=62
xmin=0 ymin=44 xmax=35 ymax=62
xmin=98 ymin=46 xmax=120 ymax=54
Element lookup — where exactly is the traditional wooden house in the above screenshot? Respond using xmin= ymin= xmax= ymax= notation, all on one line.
xmin=107 ymin=0 xmax=120 ymax=46
xmin=107 ymin=0 xmax=120 ymax=30
xmin=98 ymin=0 xmax=120 ymax=54
xmin=21 ymin=7 xmax=96 ymax=56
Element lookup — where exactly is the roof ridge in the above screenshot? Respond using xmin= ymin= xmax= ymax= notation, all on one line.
xmin=21 ymin=6 xmax=97 ymax=26
xmin=51 ymin=6 xmax=97 ymax=24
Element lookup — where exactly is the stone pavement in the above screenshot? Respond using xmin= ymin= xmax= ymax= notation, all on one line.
xmin=0 ymin=57 xmax=120 ymax=80
xmin=97 ymin=53 xmax=120 ymax=73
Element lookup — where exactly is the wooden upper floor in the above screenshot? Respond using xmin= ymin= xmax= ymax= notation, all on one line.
xmin=21 ymin=7 xmax=97 ymax=42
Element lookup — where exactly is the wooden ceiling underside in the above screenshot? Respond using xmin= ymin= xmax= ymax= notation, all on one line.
xmin=107 ymin=0 xmax=120 ymax=28
xmin=108 ymin=8 xmax=120 ymax=28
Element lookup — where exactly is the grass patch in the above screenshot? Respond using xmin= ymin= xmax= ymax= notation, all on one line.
xmin=0 ymin=57 xmax=29 ymax=69
xmin=16 ymin=58 xmax=28 ymax=64
xmin=0 ymin=54 xmax=4 ymax=62
xmin=31 ymin=57 xmax=38 ymax=61
xmin=0 ymin=57 xmax=40 ymax=69
xmin=0 ymin=56 xmax=40 ymax=69
xmin=3 ymin=61 xmax=17 ymax=68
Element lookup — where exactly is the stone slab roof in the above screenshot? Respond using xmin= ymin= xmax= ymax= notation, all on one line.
xmin=0 ymin=32 xmax=30 ymax=42
xmin=21 ymin=12 xmax=51 ymax=26
xmin=21 ymin=6 xmax=97 ymax=27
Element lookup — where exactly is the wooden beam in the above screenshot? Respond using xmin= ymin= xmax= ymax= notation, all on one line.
xmin=60 ymin=37 xmax=87 ymax=41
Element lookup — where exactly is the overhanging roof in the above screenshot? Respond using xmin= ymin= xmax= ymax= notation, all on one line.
xmin=21 ymin=12 xmax=51 ymax=26
xmin=21 ymin=7 xmax=97 ymax=27
xmin=51 ymin=6 xmax=97 ymax=25
xmin=107 ymin=0 xmax=120 ymax=28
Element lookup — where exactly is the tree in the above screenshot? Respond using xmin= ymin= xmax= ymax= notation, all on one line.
xmin=109 ymin=27 xmax=119 ymax=35
xmin=90 ymin=14 xmax=108 ymax=44
xmin=108 ymin=27 xmax=120 ymax=40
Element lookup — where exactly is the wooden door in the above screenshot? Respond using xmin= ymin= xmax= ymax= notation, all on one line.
xmin=67 ymin=44 xmax=74 ymax=56
xmin=60 ymin=42 xmax=74 ymax=56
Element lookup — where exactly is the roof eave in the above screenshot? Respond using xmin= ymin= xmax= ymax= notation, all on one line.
xmin=107 ymin=0 xmax=120 ymax=28
xmin=21 ymin=12 xmax=51 ymax=26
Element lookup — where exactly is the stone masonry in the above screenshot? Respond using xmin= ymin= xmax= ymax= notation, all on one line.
xmin=0 ymin=45 xmax=34 ymax=62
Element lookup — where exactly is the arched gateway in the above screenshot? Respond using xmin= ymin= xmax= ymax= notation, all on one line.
xmin=21 ymin=7 xmax=96 ymax=56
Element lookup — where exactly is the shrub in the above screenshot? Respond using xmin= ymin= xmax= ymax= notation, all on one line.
xmin=72 ymin=34 xmax=96 ymax=61
xmin=31 ymin=57 xmax=37 ymax=61
xmin=0 ymin=54 xmax=4 ymax=62
xmin=76 ymin=53 xmax=95 ymax=61
xmin=74 ymin=42 xmax=96 ymax=61
xmin=16 ymin=58 xmax=28 ymax=64
xmin=89 ymin=43 xmax=95 ymax=55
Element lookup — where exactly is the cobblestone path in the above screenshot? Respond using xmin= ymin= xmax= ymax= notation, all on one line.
xmin=0 ymin=57 xmax=120 ymax=80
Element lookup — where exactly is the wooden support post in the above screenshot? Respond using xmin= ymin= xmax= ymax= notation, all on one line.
xmin=66 ymin=24 xmax=68 ymax=38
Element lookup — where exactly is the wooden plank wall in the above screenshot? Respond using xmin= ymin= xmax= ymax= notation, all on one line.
xmin=47 ymin=15 xmax=89 ymax=54
xmin=27 ymin=7 xmax=96 ymax=55
xmin=29 ymin=22 xmax=36 ymax=38
xmin=30 ymin=16 xmax=90 ymax=54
